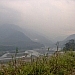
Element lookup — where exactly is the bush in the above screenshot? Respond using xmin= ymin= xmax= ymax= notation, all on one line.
xmin=0 ymin=51 xmax=75 ymax=75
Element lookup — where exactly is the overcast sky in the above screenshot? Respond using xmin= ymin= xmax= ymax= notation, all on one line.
xmin=0 ymin=0 xmax=75 ymax=41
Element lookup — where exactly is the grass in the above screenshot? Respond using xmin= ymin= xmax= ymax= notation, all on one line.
xmin=0 ymin=51 xmax=75 ymax=75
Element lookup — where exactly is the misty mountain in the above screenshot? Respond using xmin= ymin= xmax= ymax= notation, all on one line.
xmin=22 ymin=28 xmax=53 ymax=47
xmin=64 ymin=34 xmax=75 ymax=41
xmin=0 ymin=24 xmax=44 ymax=50
xmin=59 ymin=34 xmax=75 ymax=48
xmin=5 ymin=24 xmax=53 ymax=47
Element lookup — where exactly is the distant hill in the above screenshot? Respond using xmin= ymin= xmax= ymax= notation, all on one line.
xmin=0 ymin=24 xmax=44 ymax=51
xmin=22 ymin=28 xmax=53 ymax=47
xmin=59 ymin=34 xmax=75 ymax=48
xmin=64 ymin=34 xmax=75 ymax=41
xmin=5 ymin=24 xmax=53 ymax=47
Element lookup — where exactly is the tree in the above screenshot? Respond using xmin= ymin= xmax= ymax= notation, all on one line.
xmin=63 ymin=39 xmax=75 ymax=51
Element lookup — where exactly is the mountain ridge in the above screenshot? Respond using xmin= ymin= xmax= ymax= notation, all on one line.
xmin=59 ymin=34 xmax=75 ymax=48
xmin=0 ymin=24 xmax=44 ymax=50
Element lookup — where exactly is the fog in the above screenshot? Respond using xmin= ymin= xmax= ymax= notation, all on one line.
xmin=0 ymin=0 xmax=75 ymax=42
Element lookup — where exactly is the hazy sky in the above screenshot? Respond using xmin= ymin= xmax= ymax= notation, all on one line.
xmin=0 ymin=0 xmax=75 ymax=41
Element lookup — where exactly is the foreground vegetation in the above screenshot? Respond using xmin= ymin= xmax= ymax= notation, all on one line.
xmin=0 ymin=51 xmax=75 ymax=75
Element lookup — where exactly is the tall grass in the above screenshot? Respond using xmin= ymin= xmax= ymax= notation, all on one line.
xmin=0 ymin=51 xmax=75 ymax=75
